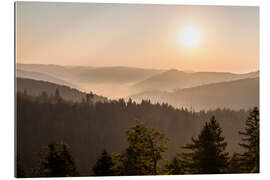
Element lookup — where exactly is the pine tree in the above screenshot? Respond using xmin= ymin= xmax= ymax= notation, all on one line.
xmin=92 ymin=149 xmax=118 ymax=176
xmin=178 ymin=116 xmax=229 ymax=174
xmin=118 ymin=119 xmax=169 ymax=175
xmin=37 ymin=142 xmax=79 ymax=177
xmin=238 ymin=107 xmax=259 ymax=173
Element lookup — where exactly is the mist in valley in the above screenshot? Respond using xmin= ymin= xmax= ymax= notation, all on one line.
xmin=15 ymin=2 xmax=259 ymax=177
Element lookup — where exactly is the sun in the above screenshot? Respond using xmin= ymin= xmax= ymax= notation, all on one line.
xmin=179 ymin=26 xmax=201 ymax=49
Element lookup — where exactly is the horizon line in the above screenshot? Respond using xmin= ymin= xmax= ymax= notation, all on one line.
xmin=16 ymin=62 xmax=259 ymax=75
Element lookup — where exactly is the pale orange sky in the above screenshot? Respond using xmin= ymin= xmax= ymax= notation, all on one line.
xmin=16 ymin=2 xmax=259 ymax=73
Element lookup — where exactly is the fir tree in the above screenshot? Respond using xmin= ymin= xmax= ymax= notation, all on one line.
xmin=92 ymin=149 xmax=118 ymax=176
xmin=178 ymin=116 xmax=229 ymax=174
xmin=238 ymin=107 xmax=259 ymax=173
xmin=36 ymin=142 xmax=79 ymax=177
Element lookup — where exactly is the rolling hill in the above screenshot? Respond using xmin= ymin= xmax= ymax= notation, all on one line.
xmin=17 ymin=63 xmax=259 ymax=100
xmin=17 ymin=63 xmax=163 ymax=85
xmin=130 ymin=77 xmax=259 ymax=110
xmin=16 ymin=69 xmax=78 ymax=88
xmin=132 ymin=69 xmax=259 ymax=92
xmin=16 ymin=77 xmax=107 ymax=103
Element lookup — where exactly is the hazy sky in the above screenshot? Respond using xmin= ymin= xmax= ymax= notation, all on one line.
xmin=16 ymin=2 xmax=259 ymax=73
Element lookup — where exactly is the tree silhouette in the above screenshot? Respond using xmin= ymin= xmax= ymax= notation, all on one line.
xmin=117 ymin=119 xmax=169 ymax=175
xmin=92 ymin=149 xmax=118 ymax=176
xmin=17 ymin=92 xmax=251 ymax=176
xmin=178 ymin=116 xmax=229 ymax=174
xmin=238 ymin=107 xmax=259 ymax=173
xmin=36 ymin=142 xmax=78 ymax=177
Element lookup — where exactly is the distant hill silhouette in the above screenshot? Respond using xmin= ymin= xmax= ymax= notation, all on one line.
xmin=16 ymin=69 xmax=78 ymax=88
xmin=17 ymin=63 xmax=259 ymax=100
xmin=132 ymin=69 xmax=259 ymax=92
xmin=16 ymin=77 xmax=107 ymax=103
xmin=17 ymin=63 xmax=163 ymax=85
xmin=130 ymin=77 xmax=259 ymax=110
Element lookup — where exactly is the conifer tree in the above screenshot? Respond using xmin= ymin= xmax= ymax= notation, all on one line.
xmin=238 ymin=107 xmax=259 ymax=173
xmin=178 ymin=116 xmax=229 ymax=174
xmin=37 ymin=142 xmax=78 ymax=177
xmin=118 ymin=119 xmax=169 ymax=175
xmin=92 ymin=149 xmax=117 ymax=176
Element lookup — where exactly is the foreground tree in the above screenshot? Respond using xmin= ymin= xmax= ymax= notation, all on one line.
xmin=35 ymin=142 xmax=78 ymax=177
xmin=178 ymin=116 xmax=229 ymax=174
xmin=238 ymin=107 xmax=259 ymax=173
xmin=117 ymin=119 xmax=169 ymax=175
xmin=92 ymin=149 xmax=118 ymax=176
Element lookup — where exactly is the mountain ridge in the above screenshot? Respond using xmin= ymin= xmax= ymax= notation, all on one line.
xmin=130 ymin=77 xmax=259 ymax=110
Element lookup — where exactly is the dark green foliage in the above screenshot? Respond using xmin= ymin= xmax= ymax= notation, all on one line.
xmin=117 ymin=119 xmax=169 ymax=175
xmin=165 ymin=157 xmax=183 ymax=175
xmin=16 ymin=92 xmax=250 ymax=176
xmin=16 ymin=155 xmax=26 ymax=178
xmin=178 ymin=116 xmax=229 ymax=174
xmin=238 ymin=107 xmax=259 ymax=173
xmin=92 ymin=150 xmax=118 ymax=176
xmin=35 ymin=142 xmax=78 ymax=177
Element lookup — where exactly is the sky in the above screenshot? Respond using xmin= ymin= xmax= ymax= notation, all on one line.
xmin=16 ymin=2 xmax=259 ymax=73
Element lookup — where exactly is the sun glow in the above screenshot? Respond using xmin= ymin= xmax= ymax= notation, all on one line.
xmin=179 ymin=26 xmax=201 ymax=49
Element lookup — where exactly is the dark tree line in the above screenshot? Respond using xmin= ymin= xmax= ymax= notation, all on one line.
xmin=16 ymin=91 xmax=258 ymax=177
xmin=91 ymin=108 xmax=259 ymax=175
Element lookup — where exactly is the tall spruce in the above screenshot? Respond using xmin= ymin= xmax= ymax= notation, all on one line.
xmin=238 ymin=107 xmax=259 ymax=173
xmin=92 ymin=149 xmax=117 ymax=176
xmin=178 ymin=116 xmax=229 ymax=174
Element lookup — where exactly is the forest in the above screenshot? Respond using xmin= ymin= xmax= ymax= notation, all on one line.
xmin=16 ymin=89 xmax=259 ymax=177
xmin=15 ymin=2 xmax=260 ymax=178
